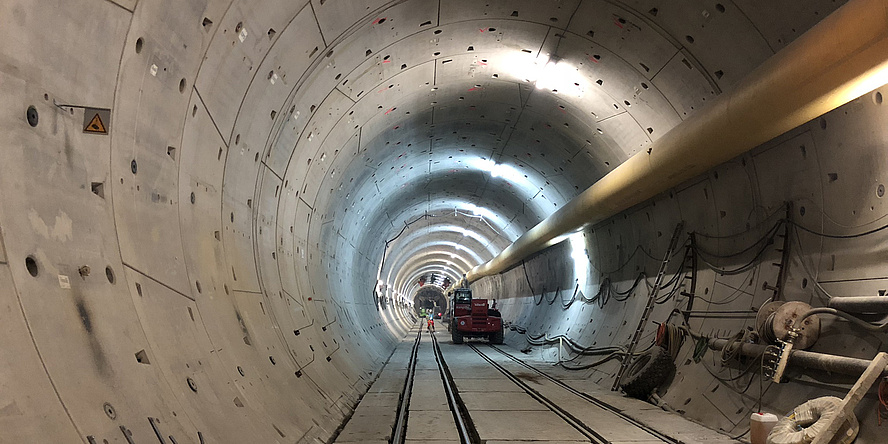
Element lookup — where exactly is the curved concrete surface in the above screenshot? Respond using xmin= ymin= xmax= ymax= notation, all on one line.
xmin=2 ymin=0 xmax=887 ymax=442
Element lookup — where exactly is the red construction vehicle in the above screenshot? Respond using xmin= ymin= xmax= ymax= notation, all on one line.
xmin=448 ymin=288 xmax=503 ymax=344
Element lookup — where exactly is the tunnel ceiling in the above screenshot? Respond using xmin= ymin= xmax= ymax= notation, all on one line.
xmin=232 ymin=0 xmax=839 ymax=305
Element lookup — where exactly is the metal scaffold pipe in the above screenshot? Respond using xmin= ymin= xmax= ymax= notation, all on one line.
xmin=467 ymin=0 xmax=888 ymax=282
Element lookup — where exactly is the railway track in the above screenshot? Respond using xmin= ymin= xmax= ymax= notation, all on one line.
xmin=390 ymin=327 xmax=423 ymax=443
xmin=485 ymin=344 xmax=680 ymax=444
xmin=469 ymin=343 xmax=611 ymax=443
xmin=469 ymin=343 xmax=679 ymax=444
xmin=391 ymin=327 xmax=479 ymax=444
xmin=368 ymin=324 xmax=682 ymax=444
xmin=431 ymin=331 xmax=479 ymax=443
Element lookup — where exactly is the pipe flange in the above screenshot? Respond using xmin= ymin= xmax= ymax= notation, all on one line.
xmin=773 ymin=301 xmax=820 ymax=350
xmin=757 ymin=301 xmax=785 ymax=339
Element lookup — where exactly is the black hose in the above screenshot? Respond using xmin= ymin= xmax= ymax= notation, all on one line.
xmin=794 ymin=307 xmax=888 ymax=332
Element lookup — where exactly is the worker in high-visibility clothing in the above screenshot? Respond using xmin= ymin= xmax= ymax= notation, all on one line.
xmin=427 ymin=315 xmax=435 ymax=333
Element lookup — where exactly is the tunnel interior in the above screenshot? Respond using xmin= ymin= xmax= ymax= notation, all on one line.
xmin=412 ymin=284 xmax=447 ymax=316
xmin=2 ymin=0 xmax=888 ymax=442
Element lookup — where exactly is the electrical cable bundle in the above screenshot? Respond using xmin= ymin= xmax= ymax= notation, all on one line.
xmin=655 ymin=323 xmax=685 ymax=361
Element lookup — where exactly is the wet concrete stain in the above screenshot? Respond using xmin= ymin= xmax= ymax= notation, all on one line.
xmin=63 ymin=130 xmax=74 ymax=168
xmin=235 ymin=310 xmax=252 ymax=345
xmin=515 ymin=372 xmax=543 ymax=384
xmin=73 ymin=292 xmax=109 ymax=376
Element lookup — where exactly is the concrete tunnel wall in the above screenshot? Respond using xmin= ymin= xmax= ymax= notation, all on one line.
xmin=2 ymin=0 xmax=886 ymax=442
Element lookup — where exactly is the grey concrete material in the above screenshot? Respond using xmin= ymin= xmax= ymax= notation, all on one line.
xmin=617 ymin=406 xmax=745 ymax=444
xmin=405 ymin=441 xmax=460 ymax=444
xmin=453 ymin=378 xmax=526 ymax=392
xmin=407 ymin=390 xmax=450 ymax=411
xmin=408 ymin=367 xmax=449 ymax=410
xmin=475 ymin=344 xmax=743 ymax=443
xmin=353 ymin=392 xmax=400 ymax=409
xmin=0 ymin=265 xmax=81 ymax=442
xmin=471 ymin=411 xmax=589 ymax=442
xmin=369 ymin=374 xmax=408 ymax=393
xmin=336 ymin=441 xmax=389 ymax=444
xmin=404 ymin=410 xmax=459 ymax=441
xmin=484 ymin=441 xmax=587 ymax=444
xmin=0 ymin=227 xmax=6 ymax=264
xmin=334 ymin=411 xmax=395 ymax=442
xmin=460 ymin=391 xmax=550 ymax=411
xmin=412 ymin=368 xmax=446 ymax=383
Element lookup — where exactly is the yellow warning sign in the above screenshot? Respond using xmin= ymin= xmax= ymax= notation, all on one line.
xmin=84 ymin=113 xmax=107 ymax=134
xmin=82 ymin=108 xmax=110 ymax=135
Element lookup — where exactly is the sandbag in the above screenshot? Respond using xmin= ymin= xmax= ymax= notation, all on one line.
xmin=767 ymin=396 xmax=859 ymax=444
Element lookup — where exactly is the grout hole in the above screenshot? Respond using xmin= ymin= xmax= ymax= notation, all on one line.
xmin=26 ymin=256 xmax=38 ymax=277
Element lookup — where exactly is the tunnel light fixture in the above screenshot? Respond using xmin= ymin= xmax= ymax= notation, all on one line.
xmin=536 ymin=59 xmax=584 ymax=96
xmin=568 ymin=232 xmax=590 ymax=292
xmin=507 ymin=52 xmax=585 ymax=97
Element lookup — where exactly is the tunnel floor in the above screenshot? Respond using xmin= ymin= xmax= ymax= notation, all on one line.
xmin=334 ymin=322 xmax=741 ymax=443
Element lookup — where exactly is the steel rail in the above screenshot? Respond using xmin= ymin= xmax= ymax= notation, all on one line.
xmin=487 ymin=344 xmax=678 ymax=443
xmin=468 ymin=344 xmax=610 ymax=443
xmin=431 ymin=333 xmax=479 ymax=444
xmin=391 ymin=326 xmax=422 ymax=443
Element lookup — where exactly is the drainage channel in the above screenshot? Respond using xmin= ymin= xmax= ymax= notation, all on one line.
xmin=486 ymin=344 xmax=680 ymax=443
xmin=468 ymin=344 xmax=610 ymax=444
xmin=391 ymin=326 xmax=422 ymax=443
xmin=431 ymin=332 xmax=480 ymax=444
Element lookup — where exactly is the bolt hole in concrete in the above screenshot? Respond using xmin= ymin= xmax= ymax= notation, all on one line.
xmin=103 ymin=402 xmax=116 ymax=419
xmin=25 ymin=256 xmax=38 ymax=277
xmin=187 ymin=377 xmax=197 ymax=392
xmin=196 ymin=281 xmax=202 ymax=293
xmin=237 ymin=366 xmax=245 ymax=376
xmin=135 ymin=37 xmax=143 ymax=53
xmin=131 ymin=159 xmax=138 ymax=174
xmin=26 ymin=105 xmax=38 ymax=127
xmin=105 ymin=266 xmax=115 ymax=284
xmin=875 ymin=91 xmax=884 ymax=105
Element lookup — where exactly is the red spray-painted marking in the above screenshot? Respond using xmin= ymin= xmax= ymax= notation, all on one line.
xmin=382 ymin=60 xmax=391 ymax=63
xmin=613 ymin=18 xmax=623 ymax=28
xmin=384 ymin=108 xmax=396 ymax=115
xmin=468 ymin=87 xmax=481 ymax=91
xmin=372 ymin=17 xmax=387 ymax=25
